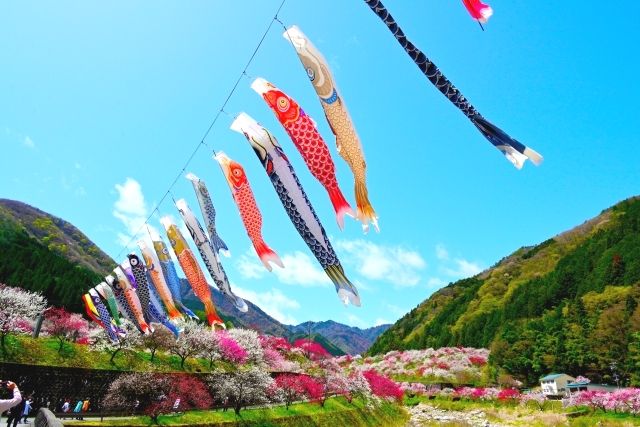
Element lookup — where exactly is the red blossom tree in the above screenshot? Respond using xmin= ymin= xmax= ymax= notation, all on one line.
xmin=363 ymin=369 xmax=403 ymax=402
xmin=274 ymin=374 xmax=306 ymax=409
xmin=497 ymin=388 xmax=520 ymax=401
xmin=293 ymin=338 xmax=330 ymax=361
xmin=43 ymin=307 xmax=89 ymax=353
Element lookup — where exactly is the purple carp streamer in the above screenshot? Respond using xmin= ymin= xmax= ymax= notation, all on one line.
xmin=283 ymin=26 xmax=378 ymax=233
xmin=231 ymin=112 xmax=361 ymax=306
xmin=186 ymin=173 xmax=230 ymax=257
xmin=361 ymin=0 xmax=542 ymax=169
xmin=88 ymin=289 xmax=120 ymax=341
xmin=105 ymin=272 xmax=150 ymax=334
xmin=175 ymin=198 xmax=248 ymax=312
xmin=127 ymin=254 xmax=181 ymax=337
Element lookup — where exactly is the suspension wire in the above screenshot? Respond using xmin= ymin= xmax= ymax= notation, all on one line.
xmin=115 ymin=0 xmax=287 ymax=260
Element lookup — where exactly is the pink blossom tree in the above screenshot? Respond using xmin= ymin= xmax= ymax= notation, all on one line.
xmin=362 ymin=369 xmax=403 ymax=402
xmin=217 ymin=331 xmax=248 ymax=364
xmin=43 ymin=307 xmax=89 ymax=353
xmin=103 ymin=372 xmax=212 ymax=424
xmin=520 ymin=391 xmax=547 ymax=410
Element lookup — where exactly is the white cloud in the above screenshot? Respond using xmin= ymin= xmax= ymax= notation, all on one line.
xmin=386 ymin=304 xmax=408 ymax=317
xmin=436 ymin=244 xmax=449 ymax=260
xmin=275 ymin=251 xmax=331 ymax=286
xmin=233 ymin=285 xmax=300 ymax=325
xmin=435 ymin=244 xmax=483 ymax=279
xmin=236 ymin=252 xmax=267 ymax=280
xmin=113 ymin=178 xmax=148 ymax=245
xmin=427 ymin=277 xmax=447 ymax=288
xmin=444 ymin=259 xmax=483 ymax=278
xmin=23 ymin=136 xmax=35 ymax=148
xmin=345 ymin=313 xmax=367 ymax=329
xmin=335 ymin=239 xmax=427 ymax=288
xmin=374 ymin=318 xmax=391 ymax=326
xmin=74 ymin=162 xmax=82 ymax=170
xmin=236 ymin=249 xmax=331 ymax=288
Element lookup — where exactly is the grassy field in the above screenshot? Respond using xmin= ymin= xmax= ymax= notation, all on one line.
xmin=63 ymin=397 xmax=409 ymax=427
xmin=1 ymin=335 xmax=215 ymax=373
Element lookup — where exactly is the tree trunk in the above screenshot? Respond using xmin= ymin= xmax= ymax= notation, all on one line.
xmin=180 ymin=356 xmax=186 ymax=368
xmin=110 ymin=348 xmax=121 ymax=364
xmin=0 ymin=332 xmax=6 ymax=355
xmin=234 ymin=404 xmax=241 ymax=415
xmin=150 ymin=349 xmax=156 ymax=361
xmin=58 ymin=338 xmax=65 ymax=353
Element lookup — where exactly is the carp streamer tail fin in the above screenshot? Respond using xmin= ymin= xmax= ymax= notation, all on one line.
xmin=354 ymin=179 xmax=379 ymax=233
xmin=472 ymin=116 xmax=543 ymax=169
xmin=328 ymin=186 xmax=355 ymax=230
xmin=325 ymin=265 xmax=361 ymax=307
xmin=254 ymin=239 xmax=284 ymax=271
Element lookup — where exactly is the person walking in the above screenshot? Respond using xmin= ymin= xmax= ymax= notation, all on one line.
xmin=21 ymin=398 xmax=32 ymax=424
xmin=73 ymin=399 xmax=83 ymax=420
xmin=6 ymin=399 xmax=24 ymax=427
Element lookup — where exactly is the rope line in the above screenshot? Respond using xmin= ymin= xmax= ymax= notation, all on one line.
xmin=115 ymin=0 xmax=287 ymax=260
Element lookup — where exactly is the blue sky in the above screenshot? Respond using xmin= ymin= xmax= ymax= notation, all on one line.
xmin=1 ymin=1 xmax=639 ymax=328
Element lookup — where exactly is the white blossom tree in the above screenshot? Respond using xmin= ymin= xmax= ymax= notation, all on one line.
xmin=206 ymin=367 xmax=274 ymax=415
xmin=169 ymin=321 xmax=207 ymax=369
xmin=200 ymin=330 xmax=221 ymax=368
xmin=141 ymin=324 xmax=175 ymax=362
xmin=228 ymin=328 xmax=264 ymax=365
xmin=0 ymin=284 xmax=47 ymax=355
xmin=92 ymin=319 xmax=141 ymax=364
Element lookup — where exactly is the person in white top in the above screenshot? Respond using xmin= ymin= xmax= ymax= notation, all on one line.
xmin=0 ymin=381 xmax=22 ymax=413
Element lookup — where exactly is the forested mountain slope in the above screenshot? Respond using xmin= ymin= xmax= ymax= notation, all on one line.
xmin=369 ymin=197 xmax=640 ymax=385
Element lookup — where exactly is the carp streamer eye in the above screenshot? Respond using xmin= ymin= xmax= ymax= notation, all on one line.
xmin=277 ymin=97 xmax=290 ymax=112
xmin=306 ymin=67 xmax=315 ymax=81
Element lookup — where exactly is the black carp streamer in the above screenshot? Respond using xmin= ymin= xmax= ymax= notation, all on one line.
xmin=363 ymin=0 xmax=542 ymax=169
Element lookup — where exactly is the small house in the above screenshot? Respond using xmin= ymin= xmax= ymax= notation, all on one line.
xmin=540 ymin=373 xmax=575 ymax=397
xmin=567 ymin=381 xmax=617 ymax=394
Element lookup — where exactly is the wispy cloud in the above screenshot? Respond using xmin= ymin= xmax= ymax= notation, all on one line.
xmin=374 ymin=318 xmax=391 ymax=326
xmin=113 ymin=178 xmax=148 ymax=246
xmin=236 ymin=249 xmax=331 ymax=288
xmin=335 ymin=239 xmax=427 ymax=288
xmin=436 ymin=244 xmax=449 ymax=260
xmin=444 ymin=259 xmax=483 ymax=278
xmin=435 ymin=244 xmax=484 ymax=279
xmin=386 ymin=304 xmax=408 ymax=317
xmin=23 ymin=136 xmax=35 ymax=149
xmin=233 ymin=285 xmax=300 ymax=325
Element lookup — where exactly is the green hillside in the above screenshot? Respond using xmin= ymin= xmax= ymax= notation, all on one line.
xmin=369 ymin=196 xmax=640 ymax=385
xmin=0 ymin=199 xmax=111 ymax=312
